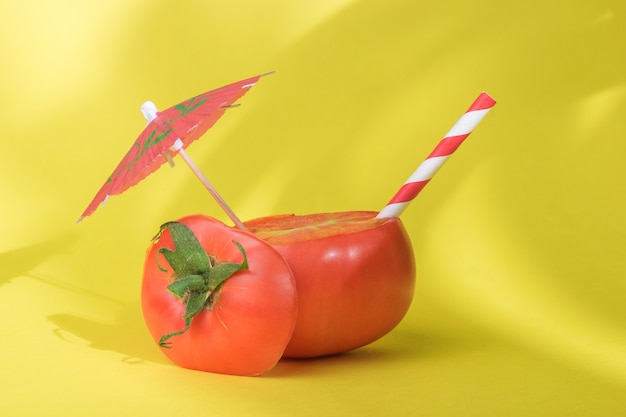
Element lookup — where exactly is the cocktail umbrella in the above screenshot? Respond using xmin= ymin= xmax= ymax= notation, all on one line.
xmin=78 ymin=73 xmax=272 ymax=229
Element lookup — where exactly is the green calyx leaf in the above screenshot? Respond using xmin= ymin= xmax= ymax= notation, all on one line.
xmin=156 ymin=221 xmax=211 ymax=275
xmin=154 ymin=222 xmax=249 ymax=349
xmin=166 ymin=274 xmax=208 ymax=298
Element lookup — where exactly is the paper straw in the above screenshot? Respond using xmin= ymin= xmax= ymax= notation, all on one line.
xmin=376 ymin=92 xmax=496 ymax=219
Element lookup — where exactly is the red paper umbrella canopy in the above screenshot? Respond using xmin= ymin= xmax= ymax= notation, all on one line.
xmin=79 ymin=74 xmax=265 ymax=223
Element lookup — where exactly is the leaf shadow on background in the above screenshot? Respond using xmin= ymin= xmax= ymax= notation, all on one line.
xmin=158 ymin=0 xmax=485 ymax=220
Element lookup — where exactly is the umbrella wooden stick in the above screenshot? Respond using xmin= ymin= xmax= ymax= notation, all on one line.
xmin=141 ymin=103 xmax=246 ymax=230
xmin=169 ymin=139 xmax=247 ymax=231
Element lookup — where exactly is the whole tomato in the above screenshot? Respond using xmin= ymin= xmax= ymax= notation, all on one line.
xmin=245 ymin=210 xmax=416 ymax=358
xmin=141 ymin=215 xmax=298 ymax=376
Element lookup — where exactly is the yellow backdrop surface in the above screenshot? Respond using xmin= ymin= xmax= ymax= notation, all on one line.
xmin=2 ymin=0 xmax=625 ymax=415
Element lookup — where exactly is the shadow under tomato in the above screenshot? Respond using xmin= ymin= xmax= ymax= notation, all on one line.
xmin=266 ymin=325 xmax=475 ymax=378
xmin=48 ymin=305 xmax=170 ymax=366
xmin=268 ymin=349 xmax=399 ymax=378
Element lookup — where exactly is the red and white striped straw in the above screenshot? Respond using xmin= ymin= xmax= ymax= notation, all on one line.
xmin=377 ymin=92 xmax=496 ymax=219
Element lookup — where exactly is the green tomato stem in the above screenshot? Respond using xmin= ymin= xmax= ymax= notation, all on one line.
xmin=154 ymin=222 xmax=248 ymax=349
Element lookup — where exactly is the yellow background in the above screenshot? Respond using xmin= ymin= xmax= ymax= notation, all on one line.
xmin=2 ymin=0 xmax=625 ymax=415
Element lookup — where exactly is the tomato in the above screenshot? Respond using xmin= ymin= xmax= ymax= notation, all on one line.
xmin=245 ymin=211 xmax=416 ymax=358
xmin=141 ymin=215 xmax=297 ymax=376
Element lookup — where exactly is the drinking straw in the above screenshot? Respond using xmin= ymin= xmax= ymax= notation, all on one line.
xmin=377 ymin=92 xmax=496 ymax=218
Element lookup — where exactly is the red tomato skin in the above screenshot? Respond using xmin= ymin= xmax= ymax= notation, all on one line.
xmin=249 ymin=211 xmax=416 ymax=358
xmin=141 ymin=215 xmax=298 ymax=376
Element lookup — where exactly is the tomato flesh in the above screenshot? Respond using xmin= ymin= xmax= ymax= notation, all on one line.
xmin=245 ymin=211 xmax=416 ymax=358
xmin=141 ymin=215 xmax=298 ymax=376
